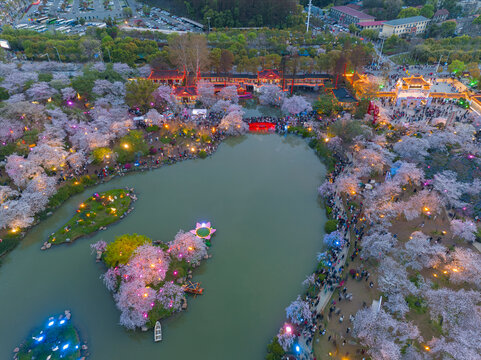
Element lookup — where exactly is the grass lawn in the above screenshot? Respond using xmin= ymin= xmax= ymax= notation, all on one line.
xmin=49 ymin=189 xmax=133 ymax=245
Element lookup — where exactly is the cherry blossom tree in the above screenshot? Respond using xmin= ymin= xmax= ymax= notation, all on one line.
xmin=384 ymin=293 xmax=410 ymax=317
xmin=113 ymin=63 xmax=133 ymax=76
xmin=450 ymin=219 xmax=477 ymax=243
xmin=168 ymin=230 xmax=208 ymax=264
xmin=29 ymin=143 xmax=69 ymax=170
xmin=323 ymin=230 xmax=345 ymax=249
xmin=277 ymin=325 xmax=295 ymax=352
xmin=218 ymin=85 xmax=239 ymax=103
xmin=210 ymin=99 xmax=232 ymax=114
xmin=219 ymin=111 xmax=249 ymax=135
xmin=25 ymin=82 xmax=58 ymax=101
xmin=353 ymin=307 xmax=420 ymax=360
xmin=285 ymin=295 xmax=312 ymax=326
xmin=0 ymin=197 xmax=34 ymax=229
xmin=391 ymin=161 xmax=424 ymax=186
xmin=125 ymin=244 xmax=171 ymax=286
xmin=156 ymin=282 xmax=185 ymax=311
xmin=433 ymin=170 xmax=468 ymax=208
xmin=259 ymin=85 xmax=285 ymax=106
xmin=0 ymin=186 xmax=19 ymax=204
xmin=145 ymin=109 xmax=164 ymax=126
xmin=115 ymin=279 xmax=155 ymax=329
xmin=4 ymin=101 xmax=48 ymax=129
xmin=5 ymin=154 xmax=45 ymax=188
xmin=378 ymin=257 xmax=417 ymax=297
xmin=281 ymin=95 xmax=312 ymax=115
xmin=360 ymin=229 xmax=396 ymax=260
xmin=425 ymin=288 xmax=481 ymax=358
xmin=152 ymin=85 xmax=175 ymax=109
xmin=197 ymin=81 xmax=216 ymax=107
xmin=446 ymin=248 xmax=481 ymax=290
xmin=401 ymin=231 xmax=446 ymax=270
xmin=1 ymin=70 xmax=38 ymax=93
xmin=333 ymin=173 xmax=359 ymax=195
xmin=0 ymin=117 xmax=24 ymax=142
xmin=393 ymin=136 xmax=430 ymax=162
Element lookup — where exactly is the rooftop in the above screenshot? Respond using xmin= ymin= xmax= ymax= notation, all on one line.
xmin=258 ymin=69 xmax=281 ymax=80
xmin=357 ymin=21 xmax=386 ymax=27
xmin=148 ymin=69 xmax=183 ymax=80
xmin=332 ymin=88 xmax=357 ymax=103
xmin=384 ymin=16 xmax=428 ymax=26
xmin=434 ymin=9 xmax=449 ymax=17
xmin=331 ymin=6 xmax=375 ymax=20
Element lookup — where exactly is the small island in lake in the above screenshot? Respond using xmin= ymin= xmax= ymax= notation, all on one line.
xmin=46 ymin=189 xmax=136 ymax=247
xmin=13 ymin=310 xmax=87 ymax=360
xmin=92 ymin=222 xmax=215 ymax=331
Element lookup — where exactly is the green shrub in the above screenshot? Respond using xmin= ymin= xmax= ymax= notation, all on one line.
xmin=325 ymin=219 xmax=338 ymax=234
xmin=198 ymin=150 xmax=207 ymax=159
xmin=266 ymin=336 xmax=285 ymax=360
xmin=38 ymin=72 xmax=53 ymax=82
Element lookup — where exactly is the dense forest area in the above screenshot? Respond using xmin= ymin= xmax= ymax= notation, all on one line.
xmin=156 ymin=0 xmax=305 ymax=28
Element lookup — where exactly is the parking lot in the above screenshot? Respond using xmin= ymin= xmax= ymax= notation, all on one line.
xmin=14 ymin=0 xmax=203 ymax=35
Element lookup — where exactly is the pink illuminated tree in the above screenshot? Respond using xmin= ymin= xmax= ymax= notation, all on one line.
xmin=197 ymin=81 xmax=216 ymax=107
xmin=259 ymin=85 xmax=285 ymax=106
xmin=156 ymin=282 xmax=185 ymax=312
xmin=285 ymin=295 xmax=312 ymax=326
xmin=219 ymin=111 xmax=249 ymax=135
xmin=281 ymin=95 xmax=312 ymax=115
xmin=447 ymin=248 xmax=481 ymax=290
xmin=168 ymin=230 xmax=208 ymax=264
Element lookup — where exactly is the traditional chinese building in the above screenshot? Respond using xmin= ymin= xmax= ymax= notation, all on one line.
xmin=143 ymin=68 xmax=332 ymax=103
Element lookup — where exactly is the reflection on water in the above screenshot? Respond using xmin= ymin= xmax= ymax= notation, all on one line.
xmin=0 ymin=135 xmax=326 ymax=360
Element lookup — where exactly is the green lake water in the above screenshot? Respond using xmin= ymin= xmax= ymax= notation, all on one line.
xmin=0 ymin=134 xmax=326 ymax=359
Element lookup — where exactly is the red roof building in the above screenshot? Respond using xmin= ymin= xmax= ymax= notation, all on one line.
xmin=148 ymin=69 xmax=184 ymax=85
xmin=357 ymin=20 xmax=386 ymax=31
xmin=330 ymin=6 xmax=375 ymax=25
xmin=173 ymin=86 xmax=197 ymax=103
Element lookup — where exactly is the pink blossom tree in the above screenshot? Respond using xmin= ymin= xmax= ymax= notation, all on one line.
xmin=25 ymin=82 xmax=58 ymax=101
xmin=285 ymin=295 xmax=312 ymax=326
xmin=152 ymin=85 xmax=175 ymax=109
xmin=433 ymin=171 xmax=468 ymax=208
xmin=145 ymin=109 xmax=164 ymax=126
xmin=259 ymin=85 xmax=285 ymax=106
xmin=0 ymin=117 xmax=24 ymax=143
xmin=378 ymin=257 xmax=417 ymax=297
xmin=219 ymin=111 xmax=249 ymax=135
xmin=446 ymin=248 xmax=481 ymax=289
xmin=352 ymin=307 xmax=420 ymax=360
xmin=391 ymin=161 xmax=424 ymax=186
xmin=218 ymin=85 xmax=239 ymax=103
xmin=393 ymin=136 xmax=430 ymax=161
xmin=450 ymin=219 xmax=477 ymax=243
xmin=156 ymin=282 xmax=185 ymax=311
xmin=401 ymin=231 xmax=446 ymax=270
xmin=5 ymin=154 xmax=45 ymax=188
xmin=277 ymin=325 xmax=296 ymax=352
xmin=360 ymin=229 xmax=396 ymax=260
xmin=168 ymin=230 xmax=208 ymax=264
xmin=197 ymin=81 xmax=216 ymax=107
xmin=281 ymin=95 xmax=312 ymax=115
xmin=125 ymin=244 xmax=171 ymax=286
xmin=115 ymin=279 xmax=156 ymax=329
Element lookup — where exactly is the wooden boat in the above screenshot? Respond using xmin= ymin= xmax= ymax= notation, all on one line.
xmin=182 ymin=281 xmax=204 ymax=295
xmin=154 ymin=321 xmax=162 ymax=342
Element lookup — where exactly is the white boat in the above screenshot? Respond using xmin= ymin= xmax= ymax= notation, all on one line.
xmin=154 ymin=321 xmax=162 ymax=342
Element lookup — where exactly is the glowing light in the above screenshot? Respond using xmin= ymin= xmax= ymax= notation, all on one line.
xmin=10 ymin=227 xmax=19 ymax=234
xmin=452 ymin=268 xmax=459 ymax=272
xmin=424 ymin=346 xmax=430 ymax=351
xmin=36 ymin=335 xmax=44 ymax=342
xmin=285 ymin=325 xmax=292 ymax=334
xmin=324 ymin=137 xmax=329 ymax=142
xmin=62 ymin=343 xmax=69 ymax=350
xmin=48 ymin=321 xmax=54 ymax=327
xmin=59 ymin=319 xmax=66 ymax=325
xmin=123 ymin=143 xmax=130 ymax=149
xmin=295 ymin=345 xmax=300 ymax=353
